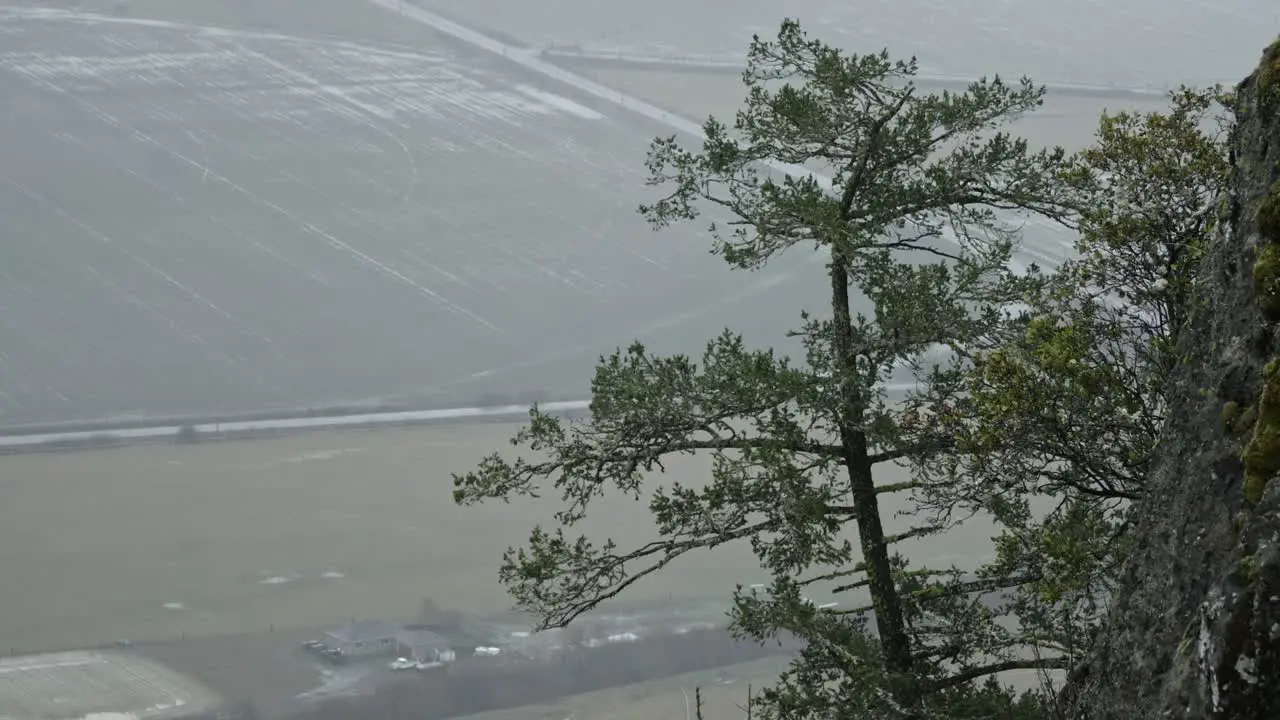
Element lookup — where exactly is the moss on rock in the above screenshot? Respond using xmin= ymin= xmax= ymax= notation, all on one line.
xmin=1241 ymin=361 xmax=1280 ymax=505
xmin=1259 ymin=181 xmax=1280 ymax=242
xmin=1260 ymin=38 xmax=1280 ymax=99
xmin=1223 ymin=401 xmax=1243 ymax=432
xmin=1235 ymin=404 xmax=1259 ymax=435
xmin=1237 ymin=553 xmax=1260 ymax=585
xmin=1253 ymin=244 xmax=1280 ymax=320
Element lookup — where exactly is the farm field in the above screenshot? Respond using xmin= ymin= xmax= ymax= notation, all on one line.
xmin=420 ymin=0 xmax=1278 ymax=91
xmin=454 ymin=656 xmax=1057 ymax=720
xmin=0 ymin=0 xmax=1172 ymax=430
xmin=451 ymin=657 xmax=791 ymax=720
xmin=0 ymin=421 xmax=1004 ymax=656
xmin=0 ymin=650 xmax=222 ymax=720
xmin=0 ymin=1 xmax=817 ymax=427
xmin=567 ymin=65 xmax=1177 ymax=156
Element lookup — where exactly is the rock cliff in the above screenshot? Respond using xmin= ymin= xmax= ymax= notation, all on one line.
xmin=1069 ymin=41 xmax=1280 ymax=719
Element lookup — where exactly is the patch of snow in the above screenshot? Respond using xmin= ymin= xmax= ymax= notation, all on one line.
xmin=514 ymin=85 xmax=603 ymax=120
xmin=0 ymin=402 xmax=592 ymax=449
xmin=296 ymin=665 xmax=374 ymax=702
xmin=281 ymin=448 xmax=364 ymax=465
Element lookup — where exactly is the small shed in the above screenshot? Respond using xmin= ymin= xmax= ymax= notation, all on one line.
xmin=395 ymin=625 xmax=455 ymax=663
xmin=321 ymin=619 xmax=400 ymax=657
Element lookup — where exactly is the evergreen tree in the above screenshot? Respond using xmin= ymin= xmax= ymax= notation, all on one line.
xmin=455 ymin=20 xmax=1079 ymax=716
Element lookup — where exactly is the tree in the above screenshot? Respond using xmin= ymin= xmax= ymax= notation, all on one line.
xmin=912 ymin=86 xmax=1233 ymax=682
xmin=454 ymin=20 xmax=1077 ymax=717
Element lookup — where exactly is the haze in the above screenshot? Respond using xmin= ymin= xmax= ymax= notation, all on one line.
xmin=0 ymin=2 xmax=1268 ymax=719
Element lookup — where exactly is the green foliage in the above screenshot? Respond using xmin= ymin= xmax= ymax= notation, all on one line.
xmin=911 ymin=85 xmax=1232 ymax=682
xmin=1060 ymin=86 xmax=1231 ymax=351
xmin=455 ymin=18 xmax=1077 ymax=719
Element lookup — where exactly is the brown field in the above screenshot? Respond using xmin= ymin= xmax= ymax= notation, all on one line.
xmin=0 ymin=421 xmax=1001 ymax=655
xmin=454 ymin=657 xmax=790 ymax=720
xmin=454 ymin=657 xmax=1059 ymax=720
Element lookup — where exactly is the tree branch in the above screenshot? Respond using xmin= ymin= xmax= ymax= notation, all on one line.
xmin=926 ymin=657 xmax=1072 ymax=693
xmin=536 ymin=518 xmax=778 ymax=629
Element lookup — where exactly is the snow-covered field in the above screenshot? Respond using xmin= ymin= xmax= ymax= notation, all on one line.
xmin=0 ymin=650 xmax=222 ymax=720
xmin=0 ymin=0 xmax=1191 ymax=429
xmin=0 ymin=3 xmax=825 ymax=427
xmin=421 ymin=0 xmax=1279 ymax=92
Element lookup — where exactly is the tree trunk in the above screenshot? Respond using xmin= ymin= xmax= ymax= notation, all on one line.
xmin=828 ymin=252 xmax=914 ymax=675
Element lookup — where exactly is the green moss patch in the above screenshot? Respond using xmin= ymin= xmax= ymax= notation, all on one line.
xmin=1261 ymin=38 xmax=1280 ymax=98
xmin=1223 ymin=401 xmax=1243 ymax=432
xmin=1253 ymin=244 xmax=1280 ymax=320
xmin=1236 ymin=404 xmax=1260 ymax=435
xmin=1259 ymin=181 xmax=1280 ymax=243
xmin=1241 ymin=361 xmax=1280 ymax=505
xmin=1237 ymin=553 xmax=1260 ymax=585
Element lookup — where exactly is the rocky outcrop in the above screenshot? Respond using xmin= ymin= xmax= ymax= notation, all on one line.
xmin=1069 ymin=42 xmax=1280 ymax=719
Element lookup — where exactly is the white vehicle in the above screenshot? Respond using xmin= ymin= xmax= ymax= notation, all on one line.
xmin=389 ymin=657 xmax=415 ymax=670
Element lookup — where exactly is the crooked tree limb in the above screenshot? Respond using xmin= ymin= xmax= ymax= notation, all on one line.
xmin=925 ymin=657 xmax=1072 ymax=693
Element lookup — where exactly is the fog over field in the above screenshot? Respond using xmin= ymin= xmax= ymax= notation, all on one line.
xmin=0 ymin=3 xmax=825 ymax=426
xmin=0 ymin=0 xmax=1144 ymax=428
xmin=0 ymin=2 xmax=1248 ymax=717
xmin=426 ymin=0 xmax=1279 ymax=91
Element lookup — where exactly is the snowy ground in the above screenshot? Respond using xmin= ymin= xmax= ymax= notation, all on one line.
xmin=0 ymin=3 xmax=822 ymax=426
xmin=0 ymin=0 xmax=1157 ymax=428
xmin=420 ymin=0 xmax=1280 ymax=92
xmin=0 ymin=650 xmax=222 ymax=720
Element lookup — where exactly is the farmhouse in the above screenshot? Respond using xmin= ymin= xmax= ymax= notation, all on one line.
xmin=321 ymin=619 xmax=400 ymax=657
xmin=395 ymin=625 xmax=456 ymax=663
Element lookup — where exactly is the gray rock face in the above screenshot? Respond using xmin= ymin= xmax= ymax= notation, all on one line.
xmin=1068 ymin=45 xmax=1280 ymax=719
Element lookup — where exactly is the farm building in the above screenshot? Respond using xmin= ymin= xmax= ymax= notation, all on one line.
xmin=321 ymin=619 xmax=400 ymax=657
xmin=395 ymin=625 xmax=455 ymax=663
